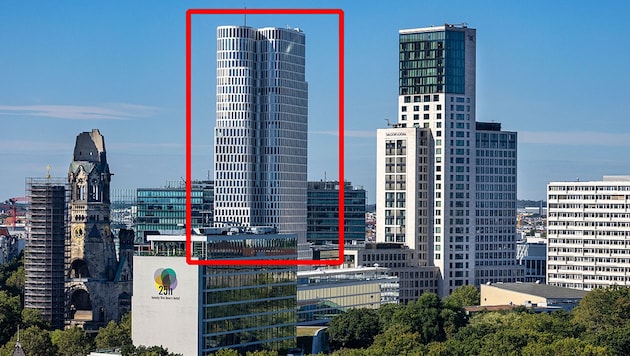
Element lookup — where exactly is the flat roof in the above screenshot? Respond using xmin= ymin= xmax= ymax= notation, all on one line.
xmin=486 ymin=283 xmax=587 ymax=299
xmin=298 ymin=266 xmax=388 ymax=278
xmin=146 ymin=233 xmax=296 ymax=242
xmin=399 ymin=23 xmax=471 ymax=34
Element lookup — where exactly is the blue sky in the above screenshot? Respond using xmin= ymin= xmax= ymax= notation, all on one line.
xmin=2 ymin=1 xmax=630 ymax=202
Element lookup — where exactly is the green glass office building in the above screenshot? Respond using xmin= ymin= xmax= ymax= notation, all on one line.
xmin=136 ymin=181 xmax=214 ymax=242
xmin=307 ymin=181 xmax=366 ymax=245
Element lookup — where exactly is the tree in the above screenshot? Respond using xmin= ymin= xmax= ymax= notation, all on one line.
xmin=0 ymin=326 xmax=55 ymax=356
xmin=444 ymin=285 xmax=479 ymax=308
xmin=426 ymin=339 xmax=468 ymax=356
xmin=211 ymin=349 xmax=239 ymax=356
xmin=368 ymin=324 xmax=425 ymax=356
xmin=377 ymin=303 xmax=402 ymax=331
xmin=327 ymin=308 xmax=381 ymax=349
xmin=394 ymin=293 xmax=444 ymax=344
xmin=521 ymin=337 xmax=609 ymax=356
xmin=573 ymin=285 xmax=630 ymax=332
xmin=51 ymin=327 xmax=93 ymax=356
xmin=0 ymin=290 xmax=22 ymax=346
xmin=245 ymin=350 xmax=279 ymax=356
xmin=439 ymin=306 xmax=467 ymax=338
xmin=5 ymin=266 xmax=25 ymax=297
xmin=0 ymin=251 xmax=22 ymax=290
xmin=21 ymin=308 xmax=49 ymax=330
xmin=95 ymin=320 xmax=132 ymax=349
xmin=125 ymin=345 xmax=182 ymax=356
xmin=582 ymin=321 xmax=630 ymax=356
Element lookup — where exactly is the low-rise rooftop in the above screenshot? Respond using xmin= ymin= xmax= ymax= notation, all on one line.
xmin=487 ymin=282 xmax=587 ymax=300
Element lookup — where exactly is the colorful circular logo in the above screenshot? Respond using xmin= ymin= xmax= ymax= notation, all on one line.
xmin=154 ymin=268 xmax=178 ymax=293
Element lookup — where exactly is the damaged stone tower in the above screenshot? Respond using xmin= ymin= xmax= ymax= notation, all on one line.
xmin=65 ymin=129 xmax=133 ymax=330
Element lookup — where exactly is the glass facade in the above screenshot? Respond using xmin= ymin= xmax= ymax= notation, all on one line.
xmin=136 ymin=181 xmax=214 ymax=242
xmin=201 ymin=267 xmax=297 ymax=354
xmin=307 ymin=181 xmax=366 ymax=245
xmin=194 ymin=234 xmax=297 ymax=260
xmin=141 ymin=232 xmax=298 ymax=354
xmin=399 ymin=29 xmax=465 ymax=95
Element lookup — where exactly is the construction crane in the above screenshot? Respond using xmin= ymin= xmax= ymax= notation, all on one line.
xmin=4 ymin=197 xmax=27 ymax=227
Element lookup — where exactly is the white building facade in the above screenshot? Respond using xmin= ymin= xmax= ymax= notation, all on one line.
xmin=547 ymin=176 xmax=630 ymax=290
xmin=214 ymin=26 xmax=308 ymax=255
xmin=376 ymin=24 xmax=519 ymax=297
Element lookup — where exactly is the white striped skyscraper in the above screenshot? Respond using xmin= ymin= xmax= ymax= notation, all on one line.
xmin=214 ymin=26 xmax=309 ymax=255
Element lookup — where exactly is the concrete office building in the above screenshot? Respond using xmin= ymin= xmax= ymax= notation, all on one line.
xmin=307 ymin=181 xmax=366 ymax=245
xmin=547 ymin=176 xmax=630 ymax=290
xmin=345 ymin=243 xmax=439 ymax=304
xmin=132 ymin=232 xmax=298 ymax=355
xmin=376 ymin=24 xmax=519 ymax=296
xmin=214 ymin=25 xmax=309 ymax=258
xmin=24 ymin=178 xmax=68 ymax=329
xmin=297 ymin=266 xmax=398 ymax=325
xmin=474 ymin=122 xmax=521 ymax=285
xmin=517 ymin=237 xmax=547 ymax=283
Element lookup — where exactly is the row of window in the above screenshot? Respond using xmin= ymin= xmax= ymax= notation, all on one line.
xmin=549 ymin=185 xmax=630 ymax=191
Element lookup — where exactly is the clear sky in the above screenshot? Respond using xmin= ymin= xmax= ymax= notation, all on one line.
xmin=2 ymin=0 xmax=630 ymax=203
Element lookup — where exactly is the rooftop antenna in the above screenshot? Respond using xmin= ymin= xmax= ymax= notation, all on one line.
xmin=385 ymin=118 xmax=394 ymax=127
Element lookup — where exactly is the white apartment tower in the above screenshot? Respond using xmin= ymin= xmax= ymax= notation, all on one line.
xmin=214 ymin=26 xmax=308 ymax=252
xmin=376 ymin=24 xmax=520 ymax=297
xmin=547 ymin=176 xmax=630 ymax=290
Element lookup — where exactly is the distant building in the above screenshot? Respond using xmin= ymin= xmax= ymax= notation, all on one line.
xmin=136 ymin=180 xmax=214 ymax=242
xmin=297 ymin=266 xmax=398 ymax=325
xmin=547 ymin=176 xmax=630 ymax=290
xmin=24 ymin=178 xmax=67 ymax=329
xmin=0 ymin=226 xmax=21 ymax=265
xmin=481 ymin=282 xmax=586 ymax=311
xmin=132 ymin=231 xmax=298 ymax=355
xmin=517 ymin=237 xmax=546 ymax=283
xmin=307 ymin=181 xmax=366 ymax=245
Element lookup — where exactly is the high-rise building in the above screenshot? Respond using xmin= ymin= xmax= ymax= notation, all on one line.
xmin=547 ymin=176 xmax=630 ymax=290
xmin=24 ymin=178 xmax=67 ymax=329
xmin=66 ymin=129 xmax=133 ymax=330
xmin=474 ymin=122 xmax=520 ymax=285
xmin=214 ymin=26 xmax=308 ymax=257
xmin=376 ymin=24 xmax=519 ymax=297
xmin=307 ymin=181 xmax=366 ymax=245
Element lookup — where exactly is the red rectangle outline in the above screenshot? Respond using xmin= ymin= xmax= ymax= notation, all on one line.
xmin=186 ymin=8 xmax=344 ymax=266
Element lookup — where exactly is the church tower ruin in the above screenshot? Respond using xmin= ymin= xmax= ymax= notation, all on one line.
xmin=66 ymin=129 xmax=132 ymax=330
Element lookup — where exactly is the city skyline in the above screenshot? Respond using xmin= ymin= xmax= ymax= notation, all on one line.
xmin=3 ymin=1 xmax=630 ymax=202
